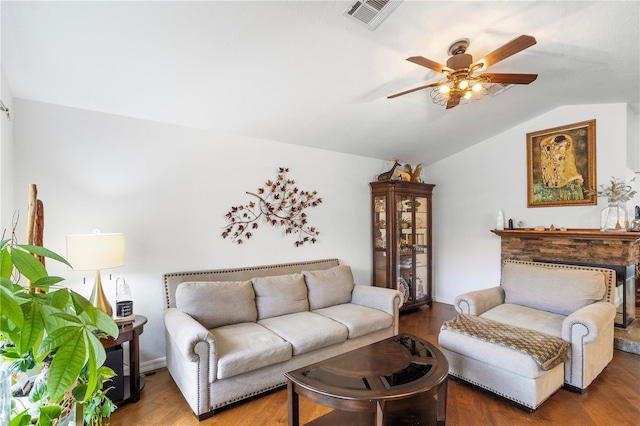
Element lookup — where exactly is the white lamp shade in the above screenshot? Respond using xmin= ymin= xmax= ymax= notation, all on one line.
xmin=66 ymin=232 xmax=125 ymax=271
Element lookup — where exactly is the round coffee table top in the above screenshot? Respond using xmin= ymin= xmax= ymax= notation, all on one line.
xmin=286 ymin=333 xmax=448 ymax=402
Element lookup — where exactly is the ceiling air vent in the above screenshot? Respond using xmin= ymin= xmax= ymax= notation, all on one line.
xmin=488 ymin=83 xmax=514 ymax=97
xmin=344 ymin=0 xmax=403 ymax=30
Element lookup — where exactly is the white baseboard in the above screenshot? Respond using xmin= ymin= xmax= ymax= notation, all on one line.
xmin=141 ymin=357 xmax=166 ymax=373
xmin=433 ymin=296 xmax=454 ymax=305
xmin=120 ymin=355 xmax=166 ymax=376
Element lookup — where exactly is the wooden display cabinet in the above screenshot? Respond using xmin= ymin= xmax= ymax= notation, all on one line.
xmin=370 ymin=180 xmax=435 ymax=311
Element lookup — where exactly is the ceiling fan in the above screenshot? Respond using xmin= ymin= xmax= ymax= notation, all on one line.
xmin=388 ymin=35 xmax=538 ymax=109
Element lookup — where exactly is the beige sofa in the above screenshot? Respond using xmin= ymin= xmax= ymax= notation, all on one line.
xmin=438 ymin=260 xmax=616 ymax=410
xmin=163 ymin=258 xmax=402 ymax=420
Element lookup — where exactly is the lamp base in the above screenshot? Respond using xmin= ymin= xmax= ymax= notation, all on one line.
xmin=90 ymin=270 xmax=113 ymax=316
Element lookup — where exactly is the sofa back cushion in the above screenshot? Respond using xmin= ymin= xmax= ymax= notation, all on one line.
xmin=251 ymin=273 xmax=309 ymax=320
xmin=304 ymin=265 xmax=355 ymax=310
xmin=176 ymin=281 xmax=257 ymax=329
xmin=501 ymin=262 xmax=606 ymax=316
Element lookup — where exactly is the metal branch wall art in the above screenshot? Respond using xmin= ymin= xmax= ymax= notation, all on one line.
xmin=222 ymin=167 xmax=322 ymax=246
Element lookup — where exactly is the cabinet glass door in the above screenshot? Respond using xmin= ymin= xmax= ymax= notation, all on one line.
xmin=413 ymin=195 xmax=428 ymax=302
xmin=373 ymin=195 xmax=388 ymax=288
xmin=395 ymin=194 xmax=428 ymax=305
xmin=395 ymin=195 xmax=413 ymax=304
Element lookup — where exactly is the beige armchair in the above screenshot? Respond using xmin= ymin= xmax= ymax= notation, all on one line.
xmin=438 ymin=260 xmax=616 ymax=410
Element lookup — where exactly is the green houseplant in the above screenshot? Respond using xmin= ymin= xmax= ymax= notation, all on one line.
xmin=76 ymin=364 xmax=117 ymax=426
xmin=0 ymin=238 xmax=119 ymax=425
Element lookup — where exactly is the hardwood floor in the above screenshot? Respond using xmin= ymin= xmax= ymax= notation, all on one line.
xmin=111 ymin=302 xmax=640 ymax=425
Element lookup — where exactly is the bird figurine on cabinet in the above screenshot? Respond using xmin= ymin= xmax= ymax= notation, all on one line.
xmin=395 ymin=167 xmax=411 ymax=181
xmin=400 ymin=163 xmax=423 ymax=182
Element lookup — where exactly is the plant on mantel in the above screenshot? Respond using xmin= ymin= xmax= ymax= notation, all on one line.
xmin=585 ymin=176 xmax=637 ymax=231
xmin=586 ymin=176 xmax=637 ymax=204
xmin=0 ymin=236 xmax=119 ymax=425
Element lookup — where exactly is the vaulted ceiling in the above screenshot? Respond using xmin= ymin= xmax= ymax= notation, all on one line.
xmin=2 ymin=1 xmax=639 ymax=165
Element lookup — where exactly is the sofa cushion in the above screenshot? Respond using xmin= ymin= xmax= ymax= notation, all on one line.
xmin=501 ymin=262 xmax=606 ymax=316
xmin=303 ymin=265 xmax=355 ymax=310
xmin=175 ymin=281 xmax=257 ymax=329
xmin=251 ymin=273 xmax=309 ymax=320
xmin=258 ymin=311 xmax=348 ymax=355
xmin=211 ymin=322 xmax=292 ymax=379
xmin=313 ymin=303 xmax=393 ymax=338
xmin=481 ymin=304 xmax=566 ymax=338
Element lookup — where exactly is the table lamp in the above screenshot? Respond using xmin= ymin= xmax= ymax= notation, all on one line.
xmin=66 ymin=230 xmax=125 ymax=316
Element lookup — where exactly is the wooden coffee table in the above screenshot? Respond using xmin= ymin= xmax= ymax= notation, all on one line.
xmin=285 ymin=333 xmax=448 ymax=426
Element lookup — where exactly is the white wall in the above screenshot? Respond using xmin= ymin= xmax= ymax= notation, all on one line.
xmin=1 ymin=0 xmax=16 ymax=232
xmin=10 ymin=98 xmax=637 ymax=370
xmin=10 ymin=99 xmax=387 ymax=370
xmin=0 ymin=78 xmax=14 ymax=232
xmin=425 ymin=103 xmax=636 ymax=305
xmin=628 ymin=104 xmax=640 ymax=173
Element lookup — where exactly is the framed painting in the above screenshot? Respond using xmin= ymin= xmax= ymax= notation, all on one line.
xmin=526 ymin=119 xmax=596 ymax=207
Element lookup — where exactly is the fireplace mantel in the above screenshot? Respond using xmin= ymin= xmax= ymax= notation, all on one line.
xmin=491 ymin=228 xmax=639 ymax=327
xmin=491 ymin=228 xmax=640 ymax=242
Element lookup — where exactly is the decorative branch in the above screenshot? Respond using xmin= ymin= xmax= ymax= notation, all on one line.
xmin=222 ymin=167 xmax=322 ymax=246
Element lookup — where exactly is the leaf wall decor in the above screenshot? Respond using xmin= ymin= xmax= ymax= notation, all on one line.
xmin=222 ymin=167 xmax=322 ymax=246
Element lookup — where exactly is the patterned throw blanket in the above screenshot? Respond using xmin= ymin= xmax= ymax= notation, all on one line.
xmin=441 ymin=314 xmax=569 ymax=371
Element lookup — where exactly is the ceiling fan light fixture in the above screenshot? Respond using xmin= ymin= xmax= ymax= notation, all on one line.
xmin=430 ymin=74 xmax=492 ymax=107
xmin=388 ymin=35 xmax=537 ymax=109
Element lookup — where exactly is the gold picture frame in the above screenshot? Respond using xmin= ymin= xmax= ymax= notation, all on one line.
xmin=526 ymin=119 xmax=596 ymax=207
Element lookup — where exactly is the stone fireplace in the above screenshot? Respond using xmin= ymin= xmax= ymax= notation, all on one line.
xmin=492 ymin=228 xmax=639 ymax=328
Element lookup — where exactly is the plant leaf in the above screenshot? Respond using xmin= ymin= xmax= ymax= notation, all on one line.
xmin=38 ymin=325 xmax=81 ymax=359
xmin=10 ymin=248 xmax=48 ymax=283
xmin=31 ymin=275 xmax=65 ymax=291
xmin=0 ymin=284 xmax=24 ymax=328
xmin=47 ymin=328 xmax=87 ymax=400
xmin=72 ymin=383 xmax=88 ymax=402
xmin=97 ymin=365 xmax=116 ymax=381
xmin=50 ymin=288 xmax=72 ymax=310
xmin=87 ymin=331 xmax=107 ymax=368
xmin=52 ymin=312 xmax=84 ymax=325
xmin=36 ymin=404 xmax=63 ymax=426
xmin=0 ymin=276 xmax=15 ymax=291
xmin=71 ymin=292 xmax=119 ymax=338
xmin=18 ymin=244 xmax=72 ymax=269
xmin=39 ymin=304 xmax=68 ymax=336
xmin=18 ymin=301 xmax=44 ymax=355
xmin=9 ymin=410 xmax=32 ymax=426
xmin=82 ymin=333 xmax=100 ymax=401
xmin=69 ymin=290 xmax=93 ymax=314
xmin=0 ymin=245 xmax=12 ymax=278
xmin=28 ymin=381 xmax=47 ymax=403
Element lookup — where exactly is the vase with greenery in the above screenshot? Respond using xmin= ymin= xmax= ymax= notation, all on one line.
xmin=586 ymin=177 xmax=637 ymax=231
xmin=0 ymin=238 xmax=119 ymax=425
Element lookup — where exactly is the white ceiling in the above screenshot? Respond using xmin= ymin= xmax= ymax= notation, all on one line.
xmin=2 ymin=1 xmax=639 ymax=165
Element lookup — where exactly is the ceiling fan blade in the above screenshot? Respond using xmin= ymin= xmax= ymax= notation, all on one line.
xmin=387 ymin=82 xmax=439 ymax=99
xmin=482 ymin=73 xmax=538 ymax=84
xmin=407 ymin=56 xmax=453 ymax=74
xmin=472 ymin=35 xmax=537 ymax=70
xmin=446 ymin=93 xmax=461 ymax=109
